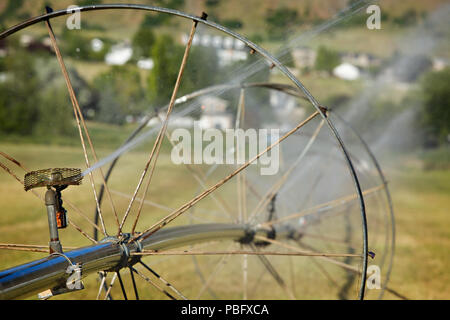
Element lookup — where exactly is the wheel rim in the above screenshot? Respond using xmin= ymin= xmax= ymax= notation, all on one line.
xmin=0 ymin=4 xmax=373 ymax=300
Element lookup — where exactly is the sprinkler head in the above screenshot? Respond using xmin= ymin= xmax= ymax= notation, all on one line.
xmin=24 ymin=168 xmax=83 ymax=191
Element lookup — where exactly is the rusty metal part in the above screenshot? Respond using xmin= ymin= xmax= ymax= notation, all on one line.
xmin=24 ymin=168 xmax=83 ymax=191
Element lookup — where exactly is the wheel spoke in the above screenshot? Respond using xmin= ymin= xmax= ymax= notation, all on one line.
xmin=133 ymin=111 xmax=320 ymax=242
xmin=249 ymin=244 xmax=296 ymax=300
xmin=103 ymin=272 xmax=117 ymax=300
xmin=242 ymin=252 xmax=248 ymax=300
xmin=195 ymin=244 xmax=234 ymax=299
xmin=162 ymin=126 xmax=235 ymax=222
xmin=298 ymin=242 xmax=361 ymax=273
xmin=129 ymin=267 xmax=140 ymax=300
xmin=110 ymin=188 xmax=218 ymax=223
xmin=130 ymin=266 xmax=176 ymax=300
xmin=254 ymin=235 xmax=361 ymax=258
xmin=132 ymin=248 xmax=358 ymax=258
xmin=248 ymin=119 xmax=325 ymax=223
xmin=68 ymin=220 xmax=98 ymax=244
xmin=121 ymin=17 xmax=201 ymax=235
xmin=0 ymin=243 xmax=76 ymax=253
xmin=96 ymin=271 xmax=107 ymax=300
xmin=116 ymin=271 xmax=128 ymax=300
xmin=1 ymin=153 xmax=102 ymax=234
xmin=44 ymin=14 xmax=116 ymax=236
xmin=1 ymin=160 xmax=100 ymax=245
xmin=236 ymin=88 xmax=247 ymax=223
xmin=261 ymin=184 xmax=386 ymax=228
xmin=139 ymin=261 xmax=187 ymax=300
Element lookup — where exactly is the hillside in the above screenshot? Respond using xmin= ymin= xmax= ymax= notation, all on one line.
xmin=1 ymin=0 xmax=448 ymax=36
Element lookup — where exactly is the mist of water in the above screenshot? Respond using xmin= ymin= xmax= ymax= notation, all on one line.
xmin=337 ymin=3 xmax=450 ymax=157
xmin=83 ymin=0 xmax=376 ymax=176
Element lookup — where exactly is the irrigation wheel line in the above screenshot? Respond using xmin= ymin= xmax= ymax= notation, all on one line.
xmin=121 ymin=82 xmax=393 ymax=300
xmin=0 ymin=5 xmax=369 ymax=299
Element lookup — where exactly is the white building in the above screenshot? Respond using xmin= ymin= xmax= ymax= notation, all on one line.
xmin=341 ymin=52 xmax=381 ymax=68
xmin=146 ymin=114 xmax=195 ymax=128
xmin=432 ymin=57 xmax=448 ymax=71
xmin=105 ymin=42 xmax=133 ymax=65
xmin=270 ymin=90 xmax=305 ymax=127
xmin=333 ymin=63 xmax=361 ymax=80
xmin=137 ymin=58 xmax=154 ymax=70
xmin=292 ymin=47 xmax=317 ymax=69
xmin=181 ymin=33 xmax=248 ymax=67
xmin=198 ymin=95 xmax=233 ymax=130
xmin=91 ymin=38 xmax=104 ymax=52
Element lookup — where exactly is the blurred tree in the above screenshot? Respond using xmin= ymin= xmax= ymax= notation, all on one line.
xmin=0 ymin=0 xmax=24 ymax=22
xmin=265 ymin=7 xmax=299 ymax=39
xmin=93 ymin=66 xmax=146 ymax=124
xmin=77 ymin=0 xmax=102 ymax=5
xmin=0 ymin=51 xmax=39 ymax=135
xmin=205 ymin=0 xmax=220 ymax=7
xmin=147 ymin=35 xmax=221 ymax=109
xmin=420 ymin=68 xmax=450 ymax=145
xmin=0 ymin=47 xmax=84 ymax=138
xmin=346 ymin=0 xmax=361 ymax=7
xmin=222 ymin=19 xmax=244 ymax=30
xmin=219 ymin=55 xmax=272 ymax=126
xmin=180 ymin=46 xmax=219 ymax=96
xmin=132 ymin=24 xmax=156 ymax=58
xmin=95 ymin=86 xmax=126 ymax=125
xmin=35 ymin=85 xmax=74 ymax=136
xmin=147 ymin=34 xmax=184 ymax=107
xmin=60 ymin=28 xmax=91 ymax=60
xmin=60 ymin=27 xmax=110 ymax=62
xmin=315 ymin=46 xmax=340 ymax=74
xmin=35 ymin=58 xmax=96 ymax=118
xmin=140 ymin=0 xmax=185 ymax=27
xmin=393 ymin=9 xmax=418 ymax=27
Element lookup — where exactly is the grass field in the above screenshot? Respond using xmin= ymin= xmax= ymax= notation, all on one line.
xmin=0 ymin=0 xmax=448 ymax=301
xmin=0 ymin=138 xmax=358 ymax=300
xmin=0 ymin=132 xmax=449 ymax=300
xmin=382 ymin=159 xmax=450 ymax=299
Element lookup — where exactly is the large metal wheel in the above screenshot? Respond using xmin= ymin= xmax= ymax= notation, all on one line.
xmin=0 ymin=4 xmax=391 ymax=300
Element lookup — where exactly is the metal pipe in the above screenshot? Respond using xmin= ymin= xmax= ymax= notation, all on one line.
xmin=0 ymin=223 xmax=264 ymax=300
xmin=45 ymin=189 xmax=63 ymax=253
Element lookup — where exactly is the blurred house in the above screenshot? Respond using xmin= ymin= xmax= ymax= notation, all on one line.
xmin=292 ymin=48 xmax=381 ymax=71
xmin=198 ymin=95 xmax=233 ymax=129
xmin=181 ymin=33 xmax=247 ymax=67
xmin=19 ymin=34 xmax=52 ymax=54
xmin=137 ymin=58 xmax=154 ymax=70
xmin=333 ymin=63 xmax=361 ymax=80
xmin=292 ymin=47 xmax=316 ymax=69
xmin=432 ymin=57 xmax=449 ymax=71
xmin=105 ymin=42 xmax=133 ymax=65
xmin=270 ymin=90 xmax=305 ymax=128
xmin=340 ymin=52 xmax=381 ymax=68
xmin=146 ymin=114 xmax=195 ymax=128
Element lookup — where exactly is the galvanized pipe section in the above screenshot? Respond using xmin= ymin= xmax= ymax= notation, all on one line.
xmin=44 ymin=189 xmax=63 ymax=253
xmin=0 ymin=224 xmax=265 ymax=299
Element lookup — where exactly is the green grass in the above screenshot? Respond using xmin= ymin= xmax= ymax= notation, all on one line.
xmin=420 ymin=147 xmax=450 ymax=171
xmin=0 ymin=135 xmax=449 ymax=299
xmin=381 ymin=158 xmax=450 ymax=299
xmin=0 ymin=121 xmax=142 ymax=150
